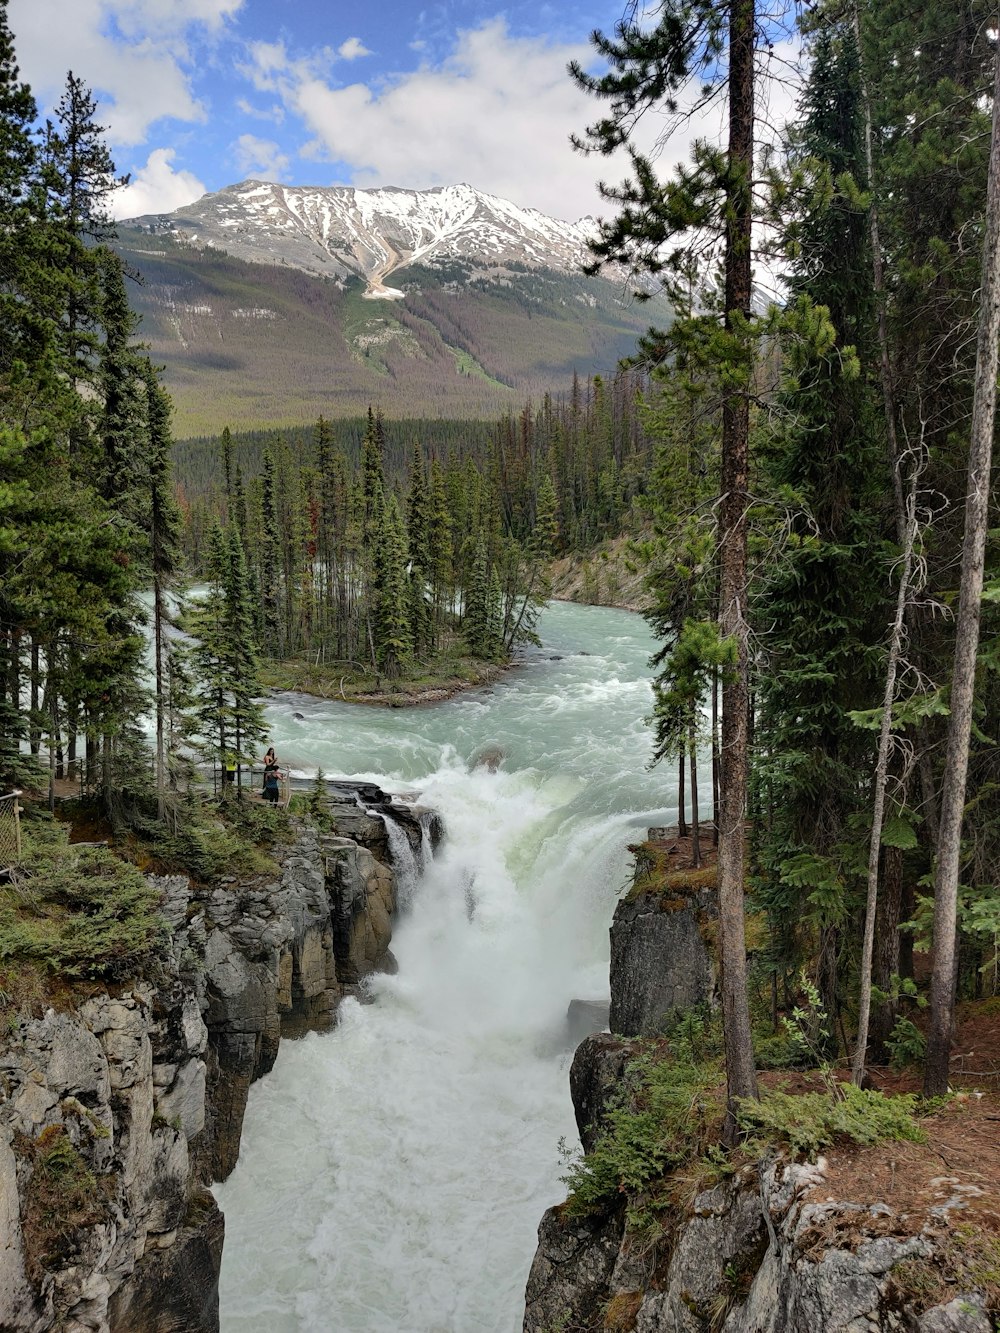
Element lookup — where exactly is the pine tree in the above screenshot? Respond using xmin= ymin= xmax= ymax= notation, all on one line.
xmin=572 ymin=0 xmax=760 ymax=1126
xmin=427 ymin=459 xmax=453 ymax=646
xmin=224 ymin=525 xmax=267 ymax=791
xmin=373 ymin=495 xmax=412 ymax=679
xmin=406 ymin=442 xmax=431 ymax=655
xmin=41 ymin=72 xmax=128 ymax=380
xmin=463 ymin=536 xmax=492 ymax=659
xmin=189 ymin=522 xmax=234 ymax=784
xmin=259 ymin=448 xmax=281 ymax=649
xmin=143 ymin=360 xmax=182 ymax=819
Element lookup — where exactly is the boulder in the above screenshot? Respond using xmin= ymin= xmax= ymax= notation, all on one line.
xmin=569 ymin=1032 xmax=634 ymax=1154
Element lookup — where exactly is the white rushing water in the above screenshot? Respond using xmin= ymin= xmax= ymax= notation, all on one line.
xmin=215 ymin=602 xmax=681 ymax=1332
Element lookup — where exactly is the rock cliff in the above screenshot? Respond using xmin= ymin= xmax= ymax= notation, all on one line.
xmin=522 ymin=835 xmax=993 ymax=1333
xmin=0 ymin=790 xmax=433 ymax=1332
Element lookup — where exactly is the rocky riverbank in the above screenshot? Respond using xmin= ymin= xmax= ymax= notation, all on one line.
xmin=522 ymin=832 xmax=996 ymax=1333
xmin=0 ymin=785 xmax=439 ymax=1333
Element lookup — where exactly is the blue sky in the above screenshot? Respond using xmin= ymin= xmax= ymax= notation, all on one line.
xmin=8 ymin=0 xmax=667 ymax=221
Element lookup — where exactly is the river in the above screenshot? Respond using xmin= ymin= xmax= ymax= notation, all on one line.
xmin=215 ymin=601 xmax=679 ymax=1332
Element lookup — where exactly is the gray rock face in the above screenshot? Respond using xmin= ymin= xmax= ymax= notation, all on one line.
xmin=522 ymin=1204 xmax=625 ymax=1333
xmin=609 ymin=886 xmax=717 ymax=1036
xmin=0 ymin=808 xmax=423 ymax=1333
xmin=522 ymin=1141 xmax=987 ymax=1332
xmin=569 ymin=1032 xmax=634 ymax=1154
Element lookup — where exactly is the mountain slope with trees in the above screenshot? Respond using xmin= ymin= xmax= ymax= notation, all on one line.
xmin=113 ymin=219 xmax=673 ymax=436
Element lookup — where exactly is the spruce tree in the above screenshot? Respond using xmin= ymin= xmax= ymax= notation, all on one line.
xmin=406 ymin=442 xmax=432 ymax=655
xmin=463 ymin=536 xmax=492 ymax=660
xmin=373 ymin=495 xmax=411 ymax=679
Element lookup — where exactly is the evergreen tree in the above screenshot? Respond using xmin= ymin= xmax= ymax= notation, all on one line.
xmin=224 ymin=525 xmax=267 ymax=790
xmin=259 ymin=448 xmax=281 ymax=648
xmin=143 ymin=360 xmax=182 ymax=819
xmin=41 ymin=71 xmax=128 ymax=380
xmin=373 ymin=494 xmax=411 ymax=679
xmin=572 ymin=0 xmax=762 ymax=1125
xmin=406 ymin=442 xmax=432 ymax=655
xmin=463 ymin=536 xmax=492 ymax=659
xmin=427 ymin=458 xmax=453 ymax=645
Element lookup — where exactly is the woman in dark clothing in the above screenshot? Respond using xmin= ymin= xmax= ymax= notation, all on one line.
xmin=262 ymin=747 xmax=280 ymax=803
xmin=262 ymin=765 xmax=280 ymax=803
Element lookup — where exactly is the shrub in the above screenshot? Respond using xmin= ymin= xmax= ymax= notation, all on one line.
xmin=736 ymin=1083 xmax=927 ymax=1158
xmin=562 ymin=1043 xmax=725 ymax=1217
xmin=885 ymin=1016 xmax=926 ymax=1070
xmin=18 ymin=1125 xmax=111 ymax=1286
xmin=1 ymin=831 xmax=170 ymax=980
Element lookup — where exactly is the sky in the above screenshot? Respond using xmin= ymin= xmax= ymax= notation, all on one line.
xmin=7 ymin=1 xmax=801 ymax=224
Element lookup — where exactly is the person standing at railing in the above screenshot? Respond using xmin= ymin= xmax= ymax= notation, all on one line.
xmin=262 ymin=747 xmax=281 ymax=804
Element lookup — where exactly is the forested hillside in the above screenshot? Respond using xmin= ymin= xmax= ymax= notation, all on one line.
xmin=114 ymin=225 xmax=670 ymax=436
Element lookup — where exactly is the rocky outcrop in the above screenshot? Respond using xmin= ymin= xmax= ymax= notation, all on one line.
xmin=569 ymin=1033 xmax=633 ymax=1154
xmin=609 ymin=884 xmax=717 ymax=1037
xmin=525 ymin=1145 xmax=992 ymax=1332
xmin=523 ymin=1204 xmax=626 ymax=1332
xmin=0 ymin=791 xmax=425 ymax=1333
xmin=524 ymin=834 xmax=991 ymax=1333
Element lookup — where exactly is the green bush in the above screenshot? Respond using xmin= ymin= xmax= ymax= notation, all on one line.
xmin=736 ymin=1082 xmax=927 ymax=1158
xmin=1 ymin=831 xmax=169 ymax=980
xmin=562 ymin=1044 xmax=724 ymax=1216
xmin=885 ymin=1016 xmax=927 ymax=1070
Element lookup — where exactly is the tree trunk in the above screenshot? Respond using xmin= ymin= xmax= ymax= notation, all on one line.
xmin=870 ymin=844 xmax=903 ymax=1061
xmin=924 ymin=35 xmax=1000 ymax=1097
xmin=678 ymin=742 xmax=688 ymax=838
xmin=153 ymin=569 xmax=167 ymax=820
xmin=718 ymin=0 xmax=759 ymax=1136
xmin=852 ymin=466 xmax=920 ymax=1085
xmin=689 ymin=721 xmax=701 ymax=869
xmin=711 ymin=667 xmax=720 ymax=846
xmin=29 ymin=640 xmax=40 ymax=756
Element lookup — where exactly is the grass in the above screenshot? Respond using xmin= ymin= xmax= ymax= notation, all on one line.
xmin=17 ymin=1125 xmax=113 ymax=1287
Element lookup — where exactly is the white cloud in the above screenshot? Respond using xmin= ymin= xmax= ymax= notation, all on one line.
xmin=8 ymin=0 xmax=242 ymax=144
xmin=274 ymin=19 xmax=628 ymax=221
xmin=110 ymin=146 xmax=206 ymax=218
xmin=337 ymin=37 xmax=371 ymax=61
xmin=232 ymin=133 xmax=291 ymax=181
xmin=236 ymin=97 xmax=285 ymax=124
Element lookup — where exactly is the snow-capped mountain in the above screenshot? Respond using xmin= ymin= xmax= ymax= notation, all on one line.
xmin=126 ymin=180 xmax=600 ymax=299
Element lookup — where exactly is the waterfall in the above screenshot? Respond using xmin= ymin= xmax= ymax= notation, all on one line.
xmin=216 ymin=602 xmax=680 ymax=1333
xmin=380 ymin=812 xmax=422 ymax=909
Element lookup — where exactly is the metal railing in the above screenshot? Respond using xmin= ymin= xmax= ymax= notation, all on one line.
xmin=0 ymin=791 xmax=23 ymax=869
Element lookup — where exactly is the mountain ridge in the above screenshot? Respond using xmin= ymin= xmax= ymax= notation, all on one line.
xmin=124 ymin=179 xmax=603 ymax=299
xmin=116 ymin=181 xmax=667 ymax=435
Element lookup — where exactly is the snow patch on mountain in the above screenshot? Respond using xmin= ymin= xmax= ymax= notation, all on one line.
xmin=123 ymin=180 xmax=601 ymax=297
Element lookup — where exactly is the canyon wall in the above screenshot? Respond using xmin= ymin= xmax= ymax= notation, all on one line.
xmin=0 ymin=791 xmax=437 ymax=1333
xmin=522 ymin=839 xmax=992 ymax=1333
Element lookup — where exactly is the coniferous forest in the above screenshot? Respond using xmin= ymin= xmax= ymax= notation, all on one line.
xmin=3 ymin=0 xmax=1000 ymax=1226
